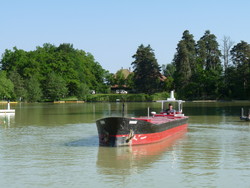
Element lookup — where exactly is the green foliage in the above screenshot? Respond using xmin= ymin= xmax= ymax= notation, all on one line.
xmin=229 ymin=41 xmax=250 ymax=99
xmin=0 ymin=71 xmax=14 ymax=100
xmin=196 ymin=30 xmax=222 ymax=71
xmin=125 ymin=94 xmax=149 ymax=102
xmin=223 ymin=66 xmax=240 ymax=98
xmin=195 ymin=30 xmax=222 ymax=99
xmin=150 ymin=92 xmax=169 ymax=101
xmin=114 ymin=70 xmax=126 ymax=87
xmin=25 ymin=76 xmax=42 ymax=102
xmin=85 ymin=92 xmax=169 ymax=102
xmin=131 ymin=44 xmax=162 ymax=94
xmin=126 ymin=73 xmax=135 ymax=90
xmin=163 ymin=64 xmax=175 ymax=78
xmin=43 ymin=72 xmax=68 ymax=101
xmin=0 ymin=43 xmax=111 ymax=101
xmin=173 ymin=30 xmax=196 ymax=92
xmin=76 ymin=83 xmax=90 ymax=101
xmin=1 ymin=31 xmax=249 ymax=101
xmin=162 ymin=64 xmax=175 ymax=91
xmin=8 ymin=70 xmax=27 ymax=101
xmin=161 ymin=77 xmax=174 ymax=92
xmin=111 ymin=69 xmax=134 ymax=93
xmin=172 ymin=30 xmax=223 ymax=100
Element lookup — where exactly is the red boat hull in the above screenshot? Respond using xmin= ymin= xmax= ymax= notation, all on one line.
xmin=126 ymin=123 xmax=188 ymax=145
xmin=96 ymin=116 xmax=188 ymax=147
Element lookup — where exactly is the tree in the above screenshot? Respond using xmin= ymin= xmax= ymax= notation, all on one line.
xmin=8 ymin=70 xmax=26 ymax=101
xmin=126 ymin=72 xmax=135 ymax=90
xmin=43 ymin=72 xmax=68 ymax=101
xmin=163 ymin=63 xmax=175 ymax=78
xmin=0 ymin=43 xmax=110 ymax=100
xmin=196 ymin=30 xmax=222 ymax=71
xmin=173 ymin=41 xmax=192 ymax=88
xmin=25 ymin=76 xmax=42 ymax=102
xmin=114 ymin=70 xmax=126 ymax=87
xmin=173 ymin=30 xmax=196 ymax=98
xmin=221 ymin=36 xmax=234 ymax=71
xmin=76 ymin=83 xmax=90 ymax=101
xmin=223 ymin=66 xmax=239 ymax=98
xmin=196 ymin=30 xmax=222 ymax=99
xmin=230 ymin=41 xmax=250 ymax=99
xmin=131 ymin=44 xmax=162 ymax=94
xmin=0 ymin=71 xmax=14 ymax=100
xmin=1 ymin=47 xmax=30 ymax=77
xmin=162 ymin=63 xmax=175 ymax=91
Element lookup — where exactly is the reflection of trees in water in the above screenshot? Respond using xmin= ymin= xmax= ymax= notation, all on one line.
xmin=100 ymin=102 xmax=163 ymax=118
xmin=185 ymin=102 xmax=250 ymax=117
xmin=1 ymin=102 xmax=172 ymax=126
xmin=179 ymin=122 xmax=250 ymax=187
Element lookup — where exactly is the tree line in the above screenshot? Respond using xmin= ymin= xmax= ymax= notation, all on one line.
xmin=112 ymin=30 xmax=250 ymax=100
xmin=166 ymin=30 xmax=250 ymax=100
xmin=0 ymin=30 xmax=249 ymax=101
xmin=0 ymin=43 xmax=110 ymax=102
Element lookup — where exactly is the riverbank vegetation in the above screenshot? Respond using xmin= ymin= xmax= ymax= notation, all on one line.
xmin=0 ymin=30 xmax=249 ymax=102
xmin=168 ymin=30 xmax=250 ymax=100
xmin=86 ymin=92 xmax=169 ymax=102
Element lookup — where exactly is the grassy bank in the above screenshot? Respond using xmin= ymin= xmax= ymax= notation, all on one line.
xmin=85 ymin=92 xmax=170 ymax=102
xmin=1 ymin=92 xmax=170 ymax=103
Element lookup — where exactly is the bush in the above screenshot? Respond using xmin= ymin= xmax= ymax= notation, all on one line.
xmin=85 ymin=93 xmax=169 ymax=102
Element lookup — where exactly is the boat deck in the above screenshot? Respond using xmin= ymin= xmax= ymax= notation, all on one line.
xmin=134 ymin=114 xmax=187 ymax=125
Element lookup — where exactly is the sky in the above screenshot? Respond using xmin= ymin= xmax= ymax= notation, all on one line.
xmin=1 ymin=0 xmax=250 ymax=73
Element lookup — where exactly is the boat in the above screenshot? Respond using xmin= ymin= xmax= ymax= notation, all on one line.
xmin=96 ymin=91 xmax=188 ymax=147
xmin=240 ymin=108 xmax=250 ymax=121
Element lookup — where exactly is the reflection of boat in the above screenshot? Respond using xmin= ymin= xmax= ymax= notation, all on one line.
xmin=240 ymin=108 xmax=250 ymax=121
xmin=96 ymin=129 xmax=187 ymax=175
xmin=96 ymin=91 xmax=188 ymax=146
xmin=0 ymin=113 xmax=15 ymax=127
xmin=0 ymin=101 xmax=15 ymax=114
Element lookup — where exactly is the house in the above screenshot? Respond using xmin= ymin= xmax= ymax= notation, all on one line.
xmin=111 ymin=68 xmax=132 ymax=94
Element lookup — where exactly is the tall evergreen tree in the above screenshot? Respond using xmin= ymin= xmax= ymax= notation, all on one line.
xmin=196 ymin=30 xmax=222 ymax=99
xmin=230 ymin=41 xmax=250 ymax=99
xmin=131 ymin=44 xmax=161 ymax=94
xmin=173 ymin=30 xmax=196 ymax=98
xmin=196 ymin=30 xmax=222 ymax=71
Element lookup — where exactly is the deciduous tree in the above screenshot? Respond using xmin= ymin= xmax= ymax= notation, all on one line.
xmin=43 ymin=72 xmax=68 ymax=101
xmin=0 ymin=71 xmax=14 ymax=100
xmin=25 ymin=76 xmax=42 ymax=102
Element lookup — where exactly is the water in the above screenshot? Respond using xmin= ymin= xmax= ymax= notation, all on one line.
xmin=0 ymin=102 xmax=250 ymax=188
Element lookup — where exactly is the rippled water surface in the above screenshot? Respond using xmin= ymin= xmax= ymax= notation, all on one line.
xmin=0 ymin=102 xmax=250 ymax=188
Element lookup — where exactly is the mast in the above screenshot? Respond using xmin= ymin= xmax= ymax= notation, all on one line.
xmin=156 ymin=91 xmax=185 ymax=113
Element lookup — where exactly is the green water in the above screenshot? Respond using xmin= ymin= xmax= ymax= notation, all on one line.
xmin=0 ymin=102 xmax=250 ymax=187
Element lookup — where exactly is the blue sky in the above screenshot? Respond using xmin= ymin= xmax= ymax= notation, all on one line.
xmin=1 ymin=0 xmax=250 ymax=73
